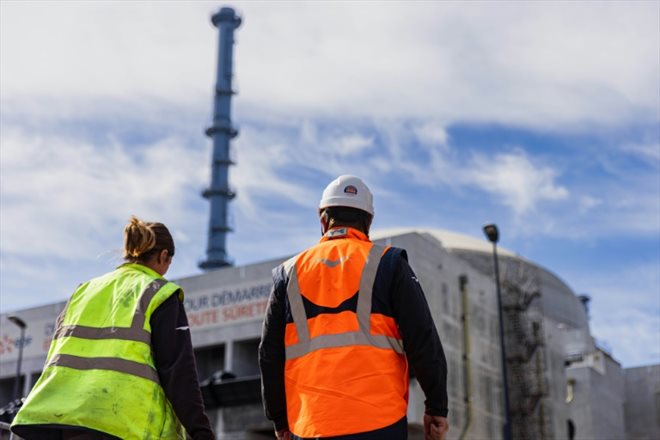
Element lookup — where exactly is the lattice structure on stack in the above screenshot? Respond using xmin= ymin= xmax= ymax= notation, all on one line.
xmin=500 ymin=258 xmax=552 ymax=440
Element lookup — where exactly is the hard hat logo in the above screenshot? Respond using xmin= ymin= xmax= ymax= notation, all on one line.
xmin=319 ymin=175 xmax=374 ymax=216
xmin=344 ymin=185 xmax=358 ymax=195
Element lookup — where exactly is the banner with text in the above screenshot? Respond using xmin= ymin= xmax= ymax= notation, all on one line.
xmin=183 ymin=279 xmax=272 ymax=330
xmin=0 ymin=315 xmax=58 ymax=363
xmin=1 ymin=280 xmax=274 ymax=364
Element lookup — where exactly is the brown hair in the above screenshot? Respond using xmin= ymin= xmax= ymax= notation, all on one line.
xmin=123 ymin=216 xmax=175 ymax=263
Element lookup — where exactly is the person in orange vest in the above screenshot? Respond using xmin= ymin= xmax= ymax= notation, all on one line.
xmin=259 ymin=175 xmax=449 ymax=440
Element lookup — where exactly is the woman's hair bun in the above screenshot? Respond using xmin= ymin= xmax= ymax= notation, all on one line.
xmin=124 ymin=215 xmax=156 ymax=259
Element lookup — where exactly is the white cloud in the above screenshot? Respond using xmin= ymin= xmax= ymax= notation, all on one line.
xmin=231 ymin=124 xmax=319 ymax=219
xmin=570 ymin=262 xmax=660 ymax=367
xmin=1 ymin=2 xmax=657 ymax=130
xmin=578 ymin=195 xmax=603 ymax=214
xmin=593 ymin=308 xmax=660 ymax=367
xmin=0 ymin=122 xmax=217 ymax=310
xmin=574 ymin=165 xmax=660 ymax=238
xmin=230 ymin=120 xmax=656 ymax=240
xmin=0 ymin=1 xmax=216 ymax=108
xmin=0 ymin=126 xmax=208 ymax=260
xmin=413 ymin=121 xmax=449 ymax=147
xmin=334 ymin=134 xmax=374 ymax=156
xmin=620 ymin=142 xmax=660 ymax=164
xmin=513 ymin=186 xmax=660 ymax=241
xmin=238 ymin=2 xmax=658 ymax=128
xmin=299 ymin=120 xmax=318 ymax=146
xmin=463 ymin=150 xmax=569 ymax=216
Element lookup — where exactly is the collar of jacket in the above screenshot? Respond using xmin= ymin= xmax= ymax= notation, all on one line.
xmin=321 ymin=226 xmax=370 ymax=243
xmin=116 ymin=262 xmax=163 ymax=279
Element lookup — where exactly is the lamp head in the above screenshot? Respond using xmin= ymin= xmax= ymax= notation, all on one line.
xmin=8 ymin=315 xmax=27 ymax=329
xmin=483 ymin=224 xmax=499 ymax=244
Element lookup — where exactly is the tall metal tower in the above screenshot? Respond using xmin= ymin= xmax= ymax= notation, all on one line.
xmin=200 ymin=7 xmax=241 ymax=270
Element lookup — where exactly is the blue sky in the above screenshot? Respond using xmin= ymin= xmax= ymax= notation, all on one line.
xmin=1 ymin=1 xmax=658 ymax=368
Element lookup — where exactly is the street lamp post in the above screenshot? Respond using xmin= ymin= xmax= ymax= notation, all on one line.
xmin=7 ymin=316 xmax=27 ymax=401
xmin=482 ymin=224 xmax=512 ymax=440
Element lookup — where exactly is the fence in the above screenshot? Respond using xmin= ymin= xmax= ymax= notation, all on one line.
xmin=0 ymin=421 xmax=22 ymax=440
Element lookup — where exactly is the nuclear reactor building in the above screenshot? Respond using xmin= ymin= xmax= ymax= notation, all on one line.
xmin=1 ymin=6 xmax=658 ymax=440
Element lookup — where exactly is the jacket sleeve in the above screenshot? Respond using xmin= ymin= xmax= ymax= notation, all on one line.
xmin=390 ymin=252 xmax=449 ymax=417
xmin=151 ymin=293 xmax=216 ymax=440
xmin=258 ymin=265 xmax=289 ymax=431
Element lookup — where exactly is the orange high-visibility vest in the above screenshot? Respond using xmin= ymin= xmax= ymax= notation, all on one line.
xmin=283 ymin=227 xmax=408 ymax=438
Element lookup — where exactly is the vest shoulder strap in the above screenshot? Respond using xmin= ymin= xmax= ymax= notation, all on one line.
xmin=50 ymin=275 xmax=180 ymax=383
xmin=285 ymin=244 xmax=404 ymax=360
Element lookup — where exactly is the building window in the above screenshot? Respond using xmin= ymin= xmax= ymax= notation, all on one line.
xmin=233 ymin=338 xmax=260 ymax=376
xmin=567 ymin=419 xmax=576 ymax=440
xmin=0 ymin=375 xmax=25 ymax=403
xmin=195 ymin=344 xmax=226 ymax=382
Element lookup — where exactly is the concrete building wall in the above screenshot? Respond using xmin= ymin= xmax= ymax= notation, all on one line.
xmin=537 ymin=269 xmax=589 ymax=331
xmin=0 ymin=301 xmax=66 ymax=403
xmin=1 ymin=229 xmax=638 ymax=440
xmin=623 ymin=365 xmax=660 ymax=440
xmin=566 ymin=365 xmax=594 ymax=439
xmin=450 ymin=250 xmax=573 ymax=440
xmin=384 ymin=232 xmax=504 ymax=439
xmin=566 ymin=350 xmax=626 ymax=440
xmin=448 ymin=251 xmax=589 ymax=334
xmin=544 ymin=318 xmax=572 ymax=439
xmin=188 ymin=230 xmax=508 ymax=438
xmin=591 ymin=353 xmax=625 ymax=440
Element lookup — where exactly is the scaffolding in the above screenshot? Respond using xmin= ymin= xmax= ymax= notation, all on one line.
xmin=501 ymin=258 xmax=552 ymax=440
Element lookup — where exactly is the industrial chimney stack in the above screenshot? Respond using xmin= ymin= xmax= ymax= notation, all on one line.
xmin=200 ymin=7 xmax=241 ymax=270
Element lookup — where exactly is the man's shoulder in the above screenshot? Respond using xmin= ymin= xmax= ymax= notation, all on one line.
xmin=282 ymin=254 xmax=298 ymax=272
xmin=272 ymin=251 xmax=302 ymax=281
xmin=381 ymin=245 xmax=408 ymax=263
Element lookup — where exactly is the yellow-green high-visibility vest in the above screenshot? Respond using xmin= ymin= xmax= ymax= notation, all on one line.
xmin=11 ymin=263 xmax=186 ymax=439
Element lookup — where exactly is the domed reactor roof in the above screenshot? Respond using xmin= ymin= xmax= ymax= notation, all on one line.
xmin=373 ymin=227 xmax=518 ymax=257
xmin=372 ymin=227 xmax=590 ymax=331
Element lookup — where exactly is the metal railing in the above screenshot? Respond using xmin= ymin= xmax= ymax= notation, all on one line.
xmin=0 ymin=421 xmax=23 ymax=440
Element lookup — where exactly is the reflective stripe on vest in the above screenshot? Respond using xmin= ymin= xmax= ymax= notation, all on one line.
xmin=285 ymin=244 xmax=404 ymax=360
xmin=11 ymin=266 xmax=184 ymax=440
xmin=48 ymin=278 xmax=167 ymax=383
xmin=46 ymin=354 xmax=160 ymax=383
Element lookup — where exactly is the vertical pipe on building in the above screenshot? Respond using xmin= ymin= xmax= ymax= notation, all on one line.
xmin=200 ymin=7 xmax=242 ymax=270
xmin=458 ymin=275 xmax=473 ymax=440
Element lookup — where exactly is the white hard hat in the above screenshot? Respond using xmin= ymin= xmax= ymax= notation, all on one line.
xmin=319 ymin=175 xmax=374 ymax=216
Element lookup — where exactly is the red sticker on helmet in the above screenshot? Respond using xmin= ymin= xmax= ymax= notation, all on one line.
xmin=344 ymin=185 xmax=358 ymax=195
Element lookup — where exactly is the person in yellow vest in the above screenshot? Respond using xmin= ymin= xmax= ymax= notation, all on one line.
xmin=259 ymin=175 xmax=449 ymax=440
xmin=11 ymin=216 xmax=215 ymax=440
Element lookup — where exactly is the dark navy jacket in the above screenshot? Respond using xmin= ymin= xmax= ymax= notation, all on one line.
xmin=259 ymin=240 xmax=448 ymax=436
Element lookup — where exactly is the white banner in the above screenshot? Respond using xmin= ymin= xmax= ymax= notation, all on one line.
xmin=182 ymin=279 xmax=272 ymax=329
xmin=0 ymin=315 xmax=57 ymax=363
xmin=0 ymin=279 xmax=274 ymax=364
